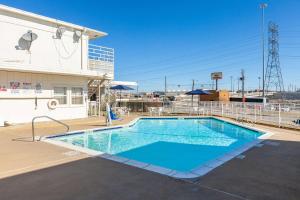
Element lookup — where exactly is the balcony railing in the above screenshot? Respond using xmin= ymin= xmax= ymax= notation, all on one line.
xmin=88 ymin=44 xmax=114 ymax=76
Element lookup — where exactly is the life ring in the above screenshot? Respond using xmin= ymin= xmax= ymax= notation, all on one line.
xmin=48 ymin=99 xmax=59 ymax=110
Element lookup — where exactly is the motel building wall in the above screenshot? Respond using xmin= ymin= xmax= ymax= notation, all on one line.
xmin=0 ymin=5 xmax=114 ymax=124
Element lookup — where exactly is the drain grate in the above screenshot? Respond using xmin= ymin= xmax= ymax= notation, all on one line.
xmin=264 ymin=141 xmax=280 ymax=146
xmin=255 ymin=143 xmax=264 ymax=147
xmin=236 ymin=155 xmax=246 ymax=159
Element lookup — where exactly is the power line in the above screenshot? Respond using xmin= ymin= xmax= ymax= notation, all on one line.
xmin=137 ymin=57 xmax=259 ymax=82
xmin=120 ymin=34 xmax=260 ymax=70
xmin=119 ymin=36 xmax=260 ymax=76
xmin=119 ymin=46 xmax=260 ymax=78
xmin=120 ymin=47 xmax=260 ymax=78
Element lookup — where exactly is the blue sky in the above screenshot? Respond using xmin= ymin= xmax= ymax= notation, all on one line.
xmin=1 ymin=0 xmax=299 ymax=92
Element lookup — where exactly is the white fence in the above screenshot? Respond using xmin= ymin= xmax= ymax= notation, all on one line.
xmin=88 ymin=98 xmax=300 ymax=129
xmin=164 ymin=101 xmax=300 ymax=129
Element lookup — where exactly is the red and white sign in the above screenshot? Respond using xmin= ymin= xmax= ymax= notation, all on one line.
xmin=0 ymin=85 xmax=7 ymax=92
xmin=10 ymin=82 xmax=20 ymax=93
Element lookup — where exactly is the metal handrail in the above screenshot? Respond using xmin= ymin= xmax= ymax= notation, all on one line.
xmin=32 ymin=116 xmax=70 ymax=141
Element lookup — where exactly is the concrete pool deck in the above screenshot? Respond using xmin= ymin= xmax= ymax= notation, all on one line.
xmin=0 ymin=114 xmax=300 ymax=199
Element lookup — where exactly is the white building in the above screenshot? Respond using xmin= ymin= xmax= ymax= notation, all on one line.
xmin=0 ymin=4 xmax=114 ymax=124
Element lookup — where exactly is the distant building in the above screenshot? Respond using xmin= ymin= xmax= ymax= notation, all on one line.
xmin=200 ymin=90 xmax=229 ymax=101
xmin=230 ymin=97 xmax=266 ymax=103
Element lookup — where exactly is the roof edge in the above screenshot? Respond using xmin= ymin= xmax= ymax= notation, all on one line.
xmin=0 ymin=4 xmax=107 ymax=39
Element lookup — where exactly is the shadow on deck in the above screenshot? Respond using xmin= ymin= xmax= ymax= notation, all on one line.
xmin=1 ymin=139 xmax=300 ymax=200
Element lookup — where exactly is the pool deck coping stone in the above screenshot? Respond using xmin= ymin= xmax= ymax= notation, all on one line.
xmin=42 ymin=116 xmax=274 ymax=179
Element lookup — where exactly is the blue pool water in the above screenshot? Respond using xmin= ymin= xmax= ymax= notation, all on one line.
xmin=51 ymin=118 xmax=262 ymax=172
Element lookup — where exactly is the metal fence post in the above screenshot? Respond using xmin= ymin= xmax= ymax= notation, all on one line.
xmin=278 ymin=103 xmax=281 ymax=127
xmin=243 ymin=103 xmax=246 ymax=121
xmin=254 ymin=105 xmax=257 ymax=123
xmin=221 ymin=103 xmax=224 ymax=116
xmin=260 ymin=105 xmax=262 ymax=120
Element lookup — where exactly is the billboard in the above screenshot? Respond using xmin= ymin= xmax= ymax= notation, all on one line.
xmin=211 ymin=72 xmax=223 ymax=80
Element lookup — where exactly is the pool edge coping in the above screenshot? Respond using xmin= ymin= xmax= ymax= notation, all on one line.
xmin=41 ymin=116 xmax=274 ymax=179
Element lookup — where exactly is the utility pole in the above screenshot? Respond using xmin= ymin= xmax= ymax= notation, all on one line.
xmin=230 ymin=76 xmax=233 ymax=92
xmin=258 ymin=76 xmax=261 ymax=96
xmin=163 ymin=76 xmax=167 ymax=106
xmin=191 ymin=79 xmax=195 ymax=107
xmin=265 ymin=22 xmax=284 ymax=93
xmin=260 ymin=3 xmax=268 ymax=102
xmin=237 ymin=78 xmax=240 ymax=93
xmin=240 ymin=69 xmax=245 ymax=102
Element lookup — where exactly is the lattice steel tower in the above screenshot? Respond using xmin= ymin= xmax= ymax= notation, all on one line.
xmin=265 ymin=21 xmax=284 ymax=93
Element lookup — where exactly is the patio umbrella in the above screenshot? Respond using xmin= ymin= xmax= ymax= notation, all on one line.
xmin=110 ymin=85 xmax=134 ymax=107
xmin=186 ymin=89 xmax=210 ymax=114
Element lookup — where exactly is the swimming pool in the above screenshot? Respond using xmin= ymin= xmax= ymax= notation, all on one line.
xmin=46 ymin=117 xmax=266 ymax=178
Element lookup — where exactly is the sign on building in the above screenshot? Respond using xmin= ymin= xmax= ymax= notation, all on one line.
xmin=0 ymin=85 xmax=7 ymax=92
xmin=10 ymin=81 xmax=20 ymax=93
xmin=22 ymin=82 xmax=32 ymax=94
xmin=35 ymin=83 xmax=42 ymax=94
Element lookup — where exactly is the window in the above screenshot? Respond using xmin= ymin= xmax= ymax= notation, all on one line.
xmin=72 ymin=87 xmax=83 ymax=104
xmin=53 ymin=87 xmax=67 ymax=105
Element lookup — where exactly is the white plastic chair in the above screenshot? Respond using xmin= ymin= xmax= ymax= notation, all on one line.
xmin=157 ymin=107 xmax=163 ymax=116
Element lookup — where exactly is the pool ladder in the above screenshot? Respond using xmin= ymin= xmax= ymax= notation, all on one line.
xmin=32 ymin=116 xmax=70 ymax=141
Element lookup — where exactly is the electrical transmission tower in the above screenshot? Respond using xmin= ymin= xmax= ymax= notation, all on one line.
xmin=265 ymin=21 xmax=284 ymax=94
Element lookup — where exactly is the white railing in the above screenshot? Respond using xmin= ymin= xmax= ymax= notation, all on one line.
xmin=88 ymin=44 xmax=114 ymax=75
xmin=163 ymin=101 xmax=300 ymax=129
